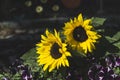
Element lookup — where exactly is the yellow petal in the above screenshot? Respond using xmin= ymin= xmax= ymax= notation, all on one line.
xmin=65 ymin=59 xmax=69 ymax=67
xmin=41 ymin=35 xmax=46 ymax=40
xmin=56 ymin=59 xmax=62 ymax=69
xmin=49 ymin=60 xmax=57 ymax=72
xmin=65 ymin=52 xmax=72 ymax=57
xmin=61 ymin=59 xmax=65 ymax=67
xmin=78 ymin=14 xmax=83 ymax=24
xmin=70 ymin=19 xmax=73 ymax=23
xmin=43 ymin=64 xmax=49 ymax=71
xmin=83 ymin=19 xmax=91 ymax=26
xmin=87 ymin=41 xmax=92 ymax=52
xmin=43 ymin=58 xmax=54 ymax=71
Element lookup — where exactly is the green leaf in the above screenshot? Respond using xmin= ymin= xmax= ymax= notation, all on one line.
xmin=20 ymin=48 xmax=47 ymax=79
xmin=21 ymin=48 xmax=37 ymax=60
xmin=105 ymin=32 xmax=120 ymax=55
xmin=0 ymin=74 xmax=4 ymax=79
xmin=11 ymin=72 xmax=21 ymax=80
xmin=113 ymin=67 xmax=120 ymax=76
xmin=20 ymin=48 xmax=41 ymax=69
xmin=105 ymin=32 xmax=120 ymax=47
xmin=91 ymin=17 xmax=106 ymax=27
xmin=112 ymin=32 xmax=120 ymax=41
xmin=20 ymin=48 xmax=38 ymax=68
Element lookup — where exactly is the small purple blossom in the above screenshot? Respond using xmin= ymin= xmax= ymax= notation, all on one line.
xmin=115 ymin=56 xmax=120 ymax=67
xmin=10 ymin=59 xmax=23 ymax=74
xmin=115 ymin=75 xmax=120 ymax=80
xmin=2 ymin=77 xmax=9 ymax=80
xmin=88 ymin=64 xmax=102 ymax=80
xmin=105 ymin=54 xmax=120 ymax=68
xmin=21 ymin=66 xmax=33 ymax=80
xmin=97 ymin=67 xmax=115 ymax=80
xmin=105 ymin=55 xmax=116 ymax=68
xmin=10 ymin=59 xmax=33 ymax=80
xmin=21 ymin=70 xmax=32 ymax=80
xmin=66 ymin=72 xmax=71 ymax=80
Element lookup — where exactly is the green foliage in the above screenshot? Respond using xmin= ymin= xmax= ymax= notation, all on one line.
xmin=0 ymin=71 xmax=21 ymax=80
xmin=91 ymin=17 xmax=106 ymax=27
xmin=113 ymin=67 xmax=120 ymax=76
xmin=105 ymin=32 xmax=120 ymax=55
xmin=21 ymin=48 xmax=45 ymax=79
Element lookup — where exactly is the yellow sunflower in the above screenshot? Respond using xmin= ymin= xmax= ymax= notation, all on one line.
xmin=63 ymin=14 xmax=101 ymax=54
xmin=36 ymin=29 xmax=71 ymax=72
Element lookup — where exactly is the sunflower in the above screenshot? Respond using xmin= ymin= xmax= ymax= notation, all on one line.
xmin=36 ymin=29 xmax=71 ymax=72
xmin=63 ymin=14 xmax=101 ymax=54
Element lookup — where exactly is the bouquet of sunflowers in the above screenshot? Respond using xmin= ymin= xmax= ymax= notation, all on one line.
xmin=0 ymin=13 xmax=120 ymax=80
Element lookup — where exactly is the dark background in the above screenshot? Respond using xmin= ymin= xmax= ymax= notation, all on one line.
xmin=0 ymin=0 xmax=120 ymax=65
xmin=0 ymin=0 xmax=120 ymax=20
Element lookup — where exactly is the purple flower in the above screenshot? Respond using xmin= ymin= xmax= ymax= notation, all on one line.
xmin=115 ymin=56 xmax=120 ymax=67
xmin=105 ymin=54 xmax=120 ymax=68
xmin=105 ymin=55 xmax=116 ymax=68
xmin=21 ymin=66 xmax=32 ymax=80
xmin=87 ymin=54 xmax=119 ymax=80
xmin=21 ymin=70 xmax=32 ymax=80
xmin=10 ymin=59 xmax=23 ymax=74
xmin=11 ymin=59 xmax=33 ymax=80
xmin=115 ymin=75 xmax=120 ymax=80
xmin=66 ymin=72 xmax=71 ymax=80
xmin=2 ymin=77 xmax=9 ymax=80
xmin=97 ymin=67 xmax=115 ymax=80
xmin=88 ymin=64 xmax=102 ymax=80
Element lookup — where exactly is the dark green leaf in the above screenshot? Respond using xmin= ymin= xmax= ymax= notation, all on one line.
xmin=91 ymin=17 xmax=106 ymax=27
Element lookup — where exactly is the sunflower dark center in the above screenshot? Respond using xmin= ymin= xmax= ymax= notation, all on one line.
xmin=50 ymin=43 xmax=62 ymax=59
xmin=72 ymin=26 xmax=88 ymax=42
